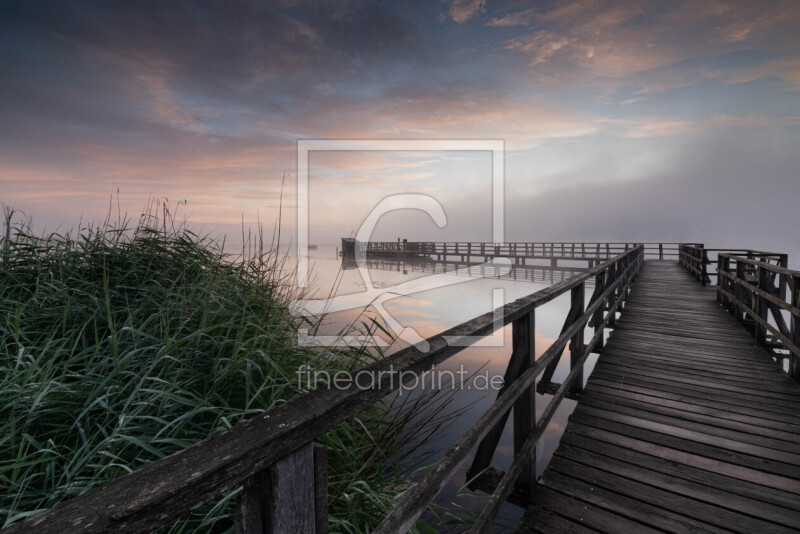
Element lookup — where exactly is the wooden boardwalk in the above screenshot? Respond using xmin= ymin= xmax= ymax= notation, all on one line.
xmin=520 ymin=261 xmax=800 ymax=533
xmin=11 ymin=247 xmax=799 ymax=534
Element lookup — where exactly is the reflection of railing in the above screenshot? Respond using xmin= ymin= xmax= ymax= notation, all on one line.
xmin=9 ymin=248 xmax=643 ymax=534
xmin=716 ymin=253 xmax=800 ymax=381
xmin=348 ymin=256 xmax=595 ymax=285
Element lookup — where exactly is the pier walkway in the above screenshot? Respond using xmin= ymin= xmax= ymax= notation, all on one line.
xmin=519 ymin=261 xmax=800 ymax=533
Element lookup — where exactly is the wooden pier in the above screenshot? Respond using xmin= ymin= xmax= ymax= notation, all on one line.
xmin=6 ymin=243 xmax=800 ymax=534
xmin=517 ymin=260 xmax=800 ymax=533
xmin=342 ymin=240 xmax=686 ymax=267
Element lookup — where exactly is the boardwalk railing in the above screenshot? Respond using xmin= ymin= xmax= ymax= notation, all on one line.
xmin=679 ymin=244 xmax=787 ymax=286
xmin=372 ymin=246 xmax=644 ymax=533
xmin=359 ymin=241 xmax=682 ymax=261
xmin=717 ymin=253 xmax=800 ymax=382
xmin=678 ymin=244 xmax=710 ymax=284
xmin=6 ymin=248 xmax=643 ymax=534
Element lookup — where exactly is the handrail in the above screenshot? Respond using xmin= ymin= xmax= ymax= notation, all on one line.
xmin=679 ymin=244 xmax=710 ymax=285
xmin=716 ymin=253 xmax=800 ymax=382
xmin=373 ymin=246 xmax=644 ymax=533
xmin=679 ymin=245 xmax=787 ymax=286
xmin=5 ymin=247 xmax=645 ymax=534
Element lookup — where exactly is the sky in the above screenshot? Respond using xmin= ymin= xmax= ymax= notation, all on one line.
xmin=1 ymin=0 xmax=799 ymax=249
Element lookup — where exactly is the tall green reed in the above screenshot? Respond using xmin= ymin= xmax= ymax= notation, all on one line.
xmin=0 ymin=202 xmax=423 ymax=532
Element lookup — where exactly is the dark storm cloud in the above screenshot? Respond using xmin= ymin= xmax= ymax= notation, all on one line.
xmin=0 ymin=0 xmax=431 ymax=221
xmin=1 ymin=0 xmax=424 ymax=117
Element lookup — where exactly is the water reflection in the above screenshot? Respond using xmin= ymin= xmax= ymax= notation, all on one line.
xmin=342 ymin=255 xmax=595 ymax=287
xmin=305 ymin=245 xmax=602 ymax=532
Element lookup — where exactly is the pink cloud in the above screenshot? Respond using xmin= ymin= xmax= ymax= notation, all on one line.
xmin=446 ymin=0 xmax=486 ymax=24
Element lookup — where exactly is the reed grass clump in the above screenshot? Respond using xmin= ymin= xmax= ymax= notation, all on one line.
xmin=0 ymin=205 xmax=410 ymax=532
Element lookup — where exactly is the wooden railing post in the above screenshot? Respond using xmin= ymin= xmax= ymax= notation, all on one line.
xmin=314 ymin=447 xmax=328 ymax=534
xmin=735 ymin=259 xmax=748 ymax=324
xmin=569 ymin=282 xmax=585 ymax=398
xmin=512 ymin=311 xmax=536 ymax=495
xmin=693 ymin=248 xmax=700 ymax=281
xmin=467 ymin=311 xmax=535 ymax=485
xmin=589 ymin=270 xmax=606 ymax=352
xmin=606 ymin=262 xmax=618 ymax=327
xmin=778 ymin=254 xmax=789 ymax=299
xmin=792 ymin=275 xmax=800 ymax=382
xmin=718 ymin=255 xmax=729 ymax=306
xmin=234 ymin=443 xmax=325 ymax=534
xmin=756 ymin=265 xmax=768 ymax=345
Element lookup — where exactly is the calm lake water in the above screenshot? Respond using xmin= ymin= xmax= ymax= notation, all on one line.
xmin=299 ymin=245 xmax=609 ymax=532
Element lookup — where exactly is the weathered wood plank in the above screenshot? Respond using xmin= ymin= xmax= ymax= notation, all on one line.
xmin=314 ymin=446 xmax=328 ymax=534
xmin=582 ymin=387 xmax=800 ymax=438
xmin=556 ymin=439 xmax=800 ymax=527
xmin=547 ymin=456 xmax=790 ymax=534
xmin=540 ymin=470 xmax=730 ymax=533
xmin=530 ymin=486 xmax=661 ymax=534
xmin=524 ymin=261 xmax=800 ymax=533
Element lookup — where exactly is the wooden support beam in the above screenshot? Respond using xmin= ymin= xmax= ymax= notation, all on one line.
xmin=467 ymin=312 xmax=535 ymax=483
xmin=756 ymin=266 xmax=768 ymax=345
xmin=314 ymin=447 xmax=328 ymax=534
xmin=512 ymin=312 xmax=536 ymax=495
xmin=589 ymin=271 xmax=606 ymax=352
xmin=569 ymin=283 xmax=586 ymax=399
xmin=234 ymin=443 xmax=317 ymax=534
xmin=792 ymin=275 xmax=800 ymax=382
xmin=735 ymin=259 xmax=748 ymax=323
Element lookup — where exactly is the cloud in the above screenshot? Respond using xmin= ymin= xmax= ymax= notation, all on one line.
xmin=446 ymin=0 xmax=486 ymax=24
xmin=617 ymin=119 xmax=703 ymax=138
xmin=606 ymin=113 xmax=800 ymax=139
xmin=711 ymin=113 xmax=800 ymax=127
xmin=1 ymin=0 xmax=798 ymax=250
xmin=487 ymin=6 xmax=537 ymax=27
xmin=372 ymin=89 xmax=599 ymax=149
xmin=495 ymin=0 xmax=800 ymax=90
xmin=722 ymin=56 xmax=800 ymax=90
